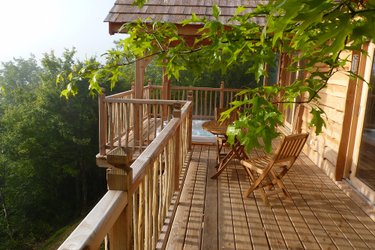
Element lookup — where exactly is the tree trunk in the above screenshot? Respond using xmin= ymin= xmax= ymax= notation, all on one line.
xmin=0 ymin=189 xmax=14 ymax=241
xmin=81 ymin=162 xmax=88 ymax=214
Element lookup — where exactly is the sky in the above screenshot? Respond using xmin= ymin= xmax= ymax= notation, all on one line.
xmin=0 ymin=0 xmax=125 ymax=64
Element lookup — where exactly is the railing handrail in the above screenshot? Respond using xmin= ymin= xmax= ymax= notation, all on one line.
xmin=129 ymin=101 xmax=190 ymax=193
xmin=105 ymin=97 xmax=186 ymax=106
xmin=58 ymin=190 xmax=128 ymax=250
xmin=149 ymin=84 xmax=243 ymax=92
xmin=106 ymin=89 xmax=133 ymax=99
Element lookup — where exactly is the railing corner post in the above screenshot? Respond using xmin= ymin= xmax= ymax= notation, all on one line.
xmin=131 ymin=81 xmax=135 ymax=98
xmin=187 ymin=89 xmax=193 ymax=102
xmin=185 ymin=94 xmax=193 ymax=151
xmin=99 ymin=88 xmax=107 ymax=156
xmin=220 ymin=81 xmax=225 ymax=109
xmin=173 ymin=103 xmax=182 ymax=191
xmin=106 ymin=166 xmax=133 ymax=250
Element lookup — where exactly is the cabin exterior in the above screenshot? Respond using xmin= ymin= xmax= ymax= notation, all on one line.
xmin=104 ymin=0 xmax=375 ymax=204
xmin=59 ymin=1 xmax=375 ymax=249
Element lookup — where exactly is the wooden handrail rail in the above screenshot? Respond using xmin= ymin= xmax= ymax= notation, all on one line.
xmin=106 ymin=89 xmax=133 ymax=99
xmin=148 ymin=84 xmax=243 ymax=92
xmin=58 ymin=190 xmax=128 ymax=250
xmin=105 ymin=97 xmax=186 ymax=106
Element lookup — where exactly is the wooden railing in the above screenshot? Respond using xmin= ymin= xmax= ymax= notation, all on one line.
xmin=59 ymin=101 xmax=192 ymax=250
xmin=146 ymin=82 xmax=242 ymax=119
xmin=59 ymin=82 xmax=239 ymax=249
xmin=98 ymin=91 xmax=179 ymax=158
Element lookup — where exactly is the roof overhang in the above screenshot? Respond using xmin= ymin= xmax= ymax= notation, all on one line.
xmin=105 ymin=0 xmax=267 ymax=36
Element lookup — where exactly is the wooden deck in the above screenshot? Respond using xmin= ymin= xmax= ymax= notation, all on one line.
xmin=166 ymin=145 xmax=375 ymax=250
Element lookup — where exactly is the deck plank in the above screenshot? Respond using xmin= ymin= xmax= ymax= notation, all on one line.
xmin=217 ymin=155 xmax=236 ymax=249
xmin=236 ymin=167 xmax=270 ymax=250
xmin=299 ymin=155 xmax=375 ymax=248
xmin=183 ymin=146 xmax=207 ymax=249
xmin=227 ymin=164 xmax=253 ymax=250
xmin=201 ymin=146 xmax=219 ymax=250
xmin=166 ymin=145 xmax=375 ymax=250
xmin=166 ymin=146 xmax=201 ymax=249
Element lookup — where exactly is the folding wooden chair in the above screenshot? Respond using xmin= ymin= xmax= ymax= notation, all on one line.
xmin=240 ymin=133 xmax=309 ymax=206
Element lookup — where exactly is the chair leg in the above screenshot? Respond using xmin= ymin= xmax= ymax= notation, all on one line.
xmin=243 ymin=183 xmax=258 ymax=198
xmin=275 ymin=178 xmax=291 ymax=199
xmin=259 ymin=188 xmax=271 ymax=207
xmin=270 ymin=170 xmax=291 ymax=199
xmin=211 ymin=149 xmax=236 ymax=179
xmin=243 ymin=167 xmax=255 ymax=182
xmin=216 ymin=137 xmax=222 ymax=165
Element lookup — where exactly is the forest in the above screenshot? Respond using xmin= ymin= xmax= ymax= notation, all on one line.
xmin=0 ymin=49 xmax=256 ymax=249
xmin=0 ymin=50 xmax=134 ymax=249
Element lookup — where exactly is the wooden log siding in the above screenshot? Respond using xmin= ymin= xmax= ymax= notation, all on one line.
xmin=147 ymin=84 xmax=243 ymax=119
xmin=60 ymin=101 xmax=192 ymax=250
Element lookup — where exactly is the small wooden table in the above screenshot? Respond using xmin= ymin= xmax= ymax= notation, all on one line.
xmin=202 ymin=120 xmax=247 ymax=179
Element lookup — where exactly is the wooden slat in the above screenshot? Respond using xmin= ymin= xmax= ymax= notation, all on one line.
xmin=228 ymin=165 xmax=253 ymax=249
xmin=166 ymin=146 xmax=200 ymax=249
xmin=183 ymin=146 xmax=207 ymax=249
xmin=166 ymin=145 xmax=375 ymax=250
xmin=201 ymin=146 xmax=218 ymax=249
xmin=218 ymin=149 xmax=236 ymax=249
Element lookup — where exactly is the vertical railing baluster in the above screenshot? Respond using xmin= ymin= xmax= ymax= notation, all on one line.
xmin=152 ymin=160 xmax=158 ymax=249
xmin=125 ymin=103 xmax=129 ymax=148
xmin=173 ymin=103 xmax=181 ymax=191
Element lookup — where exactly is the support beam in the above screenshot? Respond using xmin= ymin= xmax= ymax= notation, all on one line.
xmin=336 ymin=44 xmax=369 ymax=180
xmin=162 ymin=66 xmax=171 ymax=100
xmin=134 ymin=58 xmax=153 ymax=144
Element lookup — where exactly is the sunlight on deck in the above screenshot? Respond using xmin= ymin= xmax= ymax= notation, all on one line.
xmin=166 ymin=145 xmax=375 ymax=249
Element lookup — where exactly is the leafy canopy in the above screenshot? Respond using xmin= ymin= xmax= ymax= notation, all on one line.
xmin=60 ymin=0 xmax=375 ymax=152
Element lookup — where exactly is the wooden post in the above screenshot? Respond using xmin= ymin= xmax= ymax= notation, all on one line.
xmin=173 ymin=103 xmax=182 ymax=191
xmin=147 ymin=80 xmax=152 ymax=99
xmin=131 ymin=82 xmax=135 ymax=98
xmin=106 ymin=164 xmax=133 ymax=249
xmin=134 ymin=60 xmax=146 ymax=144
xmin=162 ymin=64 xmax=171 ymax=100
xmin=219 ymin=81 xmax=225 ymax=109
xmin=336 ymin=46 xmax=368 ymax=180
xmin=162 ymin=65 xmax=171 ymax=119
xmin=99 ymin=88 xmax=107 ymax=156
xmin=187 ymin=91 xmax=193 ymax=151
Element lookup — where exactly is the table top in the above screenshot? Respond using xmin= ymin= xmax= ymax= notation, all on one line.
xmin=202 ymin=120 xmax=228 ymax=135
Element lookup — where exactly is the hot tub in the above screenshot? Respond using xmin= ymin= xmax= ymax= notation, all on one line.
xmin=192 ymin=120 xmax=216 ymax=144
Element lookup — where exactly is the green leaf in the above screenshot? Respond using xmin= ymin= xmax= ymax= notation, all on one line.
xmin=0 ymin=85 xmax=5 ymax=95
xmin=226 ymin=125 xmax=240 ymax=145
xmin=235 ymin=6 xmax=246 ymax=16
xmin=212 ymin=5 xmax=221 ymax=20
xmin=309 ymin=107 xmax=326 ymax=135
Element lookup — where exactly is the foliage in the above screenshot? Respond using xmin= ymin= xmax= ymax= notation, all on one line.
xmin=60 ymin=0 xmax=375 ymax=152
xmin=0 ymin=51 xmax=109 ymax=249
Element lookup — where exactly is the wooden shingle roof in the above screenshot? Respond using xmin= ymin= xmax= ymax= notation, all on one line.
xmin=105 ymin=0 xmax=267 ymax=34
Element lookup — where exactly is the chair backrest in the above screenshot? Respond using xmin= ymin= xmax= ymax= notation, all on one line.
xmin=273 ymin=133 xmax=309 ymax=165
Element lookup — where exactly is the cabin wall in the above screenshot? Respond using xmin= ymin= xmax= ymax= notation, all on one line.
xmin=299 ymin=51 xmax=352 ymax=179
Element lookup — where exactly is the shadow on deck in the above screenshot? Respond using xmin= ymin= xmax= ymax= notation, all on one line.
xmin=166 ymin=145 xmax=375 ymax=249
